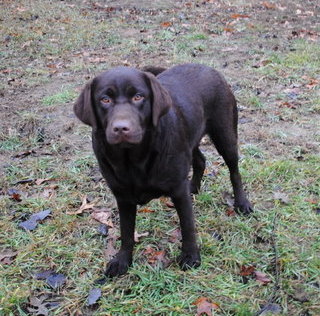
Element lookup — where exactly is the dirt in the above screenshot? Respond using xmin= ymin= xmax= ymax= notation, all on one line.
xmin=1 ymin=1 xmax=319 ymax=162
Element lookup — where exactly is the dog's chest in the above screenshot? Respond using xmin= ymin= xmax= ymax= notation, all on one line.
xmin=113 ymin=160 xmax=172 ymax=204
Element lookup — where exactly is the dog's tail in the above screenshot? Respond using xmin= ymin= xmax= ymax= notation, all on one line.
xmin=142 ymin=66 xmax=167 ymax=76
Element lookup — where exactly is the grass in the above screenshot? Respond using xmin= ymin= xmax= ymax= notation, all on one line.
xmin=1 ymin=0 xmax=320 ymax=315
xmin=42 ymin=88 xmax=77 ymax=106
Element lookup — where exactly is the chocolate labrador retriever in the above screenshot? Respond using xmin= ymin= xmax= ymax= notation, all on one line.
xmin=74 ymin=63 xmax=252 ymax=277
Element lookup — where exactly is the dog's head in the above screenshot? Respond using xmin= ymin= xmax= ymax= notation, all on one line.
xmin=74 ymin=67 xmax=172 ymax=146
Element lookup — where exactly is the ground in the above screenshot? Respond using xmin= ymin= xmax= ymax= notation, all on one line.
xmin=0 ymin=0 xmax=319 ymax=315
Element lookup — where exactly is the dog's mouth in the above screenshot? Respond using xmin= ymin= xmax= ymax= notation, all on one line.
xmin=106 ymin=132 xmax=143 ymax=146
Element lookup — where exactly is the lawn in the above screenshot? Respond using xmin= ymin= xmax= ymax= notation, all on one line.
xmin=0 ymin=0 xmax=319 ymax=315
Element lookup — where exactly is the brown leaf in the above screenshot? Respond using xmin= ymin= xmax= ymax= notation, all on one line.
xmin=226 ymin=208 xmax=236 ymax=217
xmin=35 ymin=178 xmax=53 ymax=185
xmin=223 ymin=27 xmax=235 ymax=33
xmin=279 ymin=101 xmax=297 ymax=109
xmin=262 ymin=2 xmax=276 ymax=9
xmin=91 ymin=209 xmax=113 ymax=227
xmin=67 ymin=196 xmax=96 ymax=215
xmin=42 ymin=188 xmax=56 ymax=199
xmin=12 ymin=192 xmax=22 ymax=202
xmin=254 ymin=271 xmax=272 ymax=285
xmin=161 ymin=21 xmax=172 ymax=28
xmin=222 ymin=191 xmax=234 ymax=208
xmin=168 ymin=228 xmax=181 ymax=243
xmin=138 ymin=207 xmax=155 ymax=213
xmin=252 ymin=59 xmax=272 ymax=68
xmin=0 ymin=249 xmax=18 ymax=265
xmin=231 ymin=14 xmax=250 ymax=19
xmin=160 ymin=197 xmax=175 ymax=208
xmin=193 ymin=297 xmax=219 ymax=316
xmin=240 ymin=265 xmax=256 ymax=276
xmin=304 ymin=77 xmax=319 ymax=89
xmin=144 ymin=246 xmax=170 ymax=267
xmin=134 ymin=231 xmax=149 ymax=243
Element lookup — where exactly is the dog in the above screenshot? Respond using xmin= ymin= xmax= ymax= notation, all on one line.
xmin=74 ymin=63 xmax=253 ymax=277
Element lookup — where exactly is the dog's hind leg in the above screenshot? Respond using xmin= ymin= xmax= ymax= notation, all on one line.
xmin=190 ymin=147 xmax=206 ymax=194
xmin=206 ymin=124 xmax=253 ymax=215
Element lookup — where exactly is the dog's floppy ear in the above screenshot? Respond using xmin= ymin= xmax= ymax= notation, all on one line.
xmin=144 ymin=72 xmax=172 ymax=127
xmin=74 ymin=81 xmax=95 ymax=126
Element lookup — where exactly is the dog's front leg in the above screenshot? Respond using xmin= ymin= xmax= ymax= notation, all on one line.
xmin=105 ymin=199 xmax=136 ymax=277
xmin=171 ymin=181 xmax=201 ymax=270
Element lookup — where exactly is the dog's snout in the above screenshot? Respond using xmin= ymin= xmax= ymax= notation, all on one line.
xmin=112 ymin=120 xmax=131 ymax=134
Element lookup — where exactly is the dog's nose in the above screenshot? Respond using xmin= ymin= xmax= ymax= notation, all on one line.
xmin=112 ymin=121 xmax=131 ymax=134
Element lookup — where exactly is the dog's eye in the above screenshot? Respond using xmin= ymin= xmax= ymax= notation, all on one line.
xmin=132 ymin=94 xmax=144 ymax=102
xmin=101 ymin=97 xmax=112 ymax=105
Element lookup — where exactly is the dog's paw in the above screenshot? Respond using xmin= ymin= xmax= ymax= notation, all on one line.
xmin=105 ymin=254 xmax=132 ymax=278
xmin=178 ymin=250 xmax=201 ymax=271
xmin=235 ymin=199 xmax=253 ymax=215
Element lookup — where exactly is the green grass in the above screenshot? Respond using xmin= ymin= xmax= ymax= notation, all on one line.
xmin=42 ymin=88 xmax=77 ymax=106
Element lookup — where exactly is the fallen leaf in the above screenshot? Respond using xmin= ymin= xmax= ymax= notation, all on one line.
xmin=193 ymin=297 xmax=219 ymax=316
xmin=134 ymin=231 xmax=149 ymax=243
xmin=35 ymin=178 xmax=51 ymax=186
xmin=91 ymin=209 xmax=113 ymax=227
xmin=168 ymin=228 xmax=181 ymax=243
xmin=231 ymin=14 xmax=250 ymax=19
xmin=226 ymin=208 xmax=236 ymax=217
xmin=67 ymin=196 xmax=96 ymax=215
xmin=305 ymin=78 xmax=319 ymax=89
xmin=31 ymin=209 xmax=52 ymax=221
xmin=138 ymin=207 xmax=155 ymax=213
xmin=223 ymin=27 xmax=235 ymax=33
xmin=160 ymin=197 xmax=175 ymax=208
xmin=42 ymin=188 xmax=56 ymax=199
xmin=161 ymin=21 xmax=172 ymax=27
xmin=0 ymin=249 xmax=18 ymax=265
xmin=273 ymin=192 xmax=290 ymax=204
xmin=46 ymin=273 xmax=66 ymax=289
xmin=222 ymin=191 xmax=234 ymax=207
xmin=254 ymin=271 xmax=272 ymax=285
xmin=34 ymin=270 xmax=55 ymax=280
xmin=144 ymin=246 xmax=170 ymax=268
xmin=27 ymin=295 xmax=50 ymax=316
xmin=240 ymin=265 xmax=256 ymax=276
xmin=87 ymin=288 xmax=102 ymax=306
xmin=256 ymin=302 xmax=282 ymax=315
xmin=262 ymin=2 xmax=277 ymax=9
xmin=253 ymin=59 xmax=272 ymax=68
xmin=19 ymin=209 xmax=51 ymax=231
xmin=97 ymin=224 xmax=108 ymax=236
xmin=19 ymin=219 xmax=38 ymax=231
xmin=279 ymin=101 xmax=297 ymax=109
xmin=34 ymin=270 xmax=66 ymax=289
xmin=7 ymin=188 xmax=22 ymax=202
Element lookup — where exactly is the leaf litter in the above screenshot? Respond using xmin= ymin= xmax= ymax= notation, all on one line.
xmin=27 ymin=293 xmax=62 ymax=316
xmin=19 ymin=209 xmax=51 ymax=231
xmin=193 ymin=296 xmax=219 ymax=316
xmin=34 ymin=269 xmax=66 ymax=289
xmin=0 ymin=249 xmax=18 ymax=265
